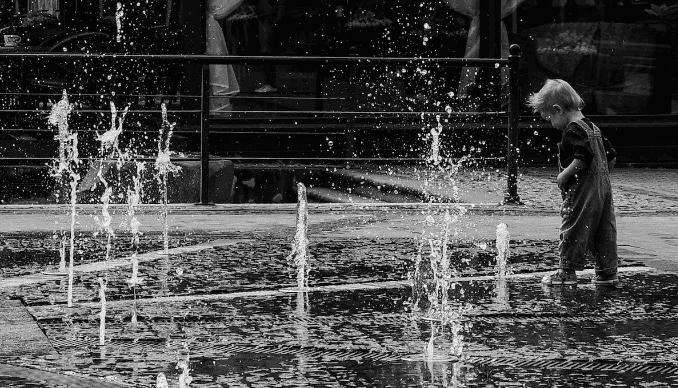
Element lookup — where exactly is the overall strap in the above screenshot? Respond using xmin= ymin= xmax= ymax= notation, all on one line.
xmin=573 ymin=119 xmax=599 ymax=137
xmin=575 ymin=119 xmax=608 ymax=173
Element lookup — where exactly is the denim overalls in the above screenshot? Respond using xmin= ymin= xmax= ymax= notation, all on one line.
xmin=559 ymin=119 xmax=618 ymax=277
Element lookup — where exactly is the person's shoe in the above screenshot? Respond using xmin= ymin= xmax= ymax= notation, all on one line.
xmin=541 ymin=269 xmax=577 ymax=286
xmin=592 ymin=273 xmax=620 ymax=286
xmin=254 ymin=84 xmax=278 ymax=93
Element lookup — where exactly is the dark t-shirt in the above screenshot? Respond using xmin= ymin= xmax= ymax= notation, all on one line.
xmin=558 ymin=118 xmax=617 ymax=168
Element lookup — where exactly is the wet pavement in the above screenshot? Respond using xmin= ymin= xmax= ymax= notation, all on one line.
xmin=0 ymin=166 xmax=677 ymax=387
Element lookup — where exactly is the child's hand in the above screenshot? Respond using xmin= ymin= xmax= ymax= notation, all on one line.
xmin=557 ymin=172 xmax=569 ymax=189
xmin=558 ymin=159 xmax=585 ymax=189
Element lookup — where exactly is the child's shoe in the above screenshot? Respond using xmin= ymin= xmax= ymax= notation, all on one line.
xmin=255 ymin=84 xmax=278 ymax=93
xmin=541 ymin=269 xmax=577 ymax=286
xmin=592 ymin=273 xmax=620 ymax=286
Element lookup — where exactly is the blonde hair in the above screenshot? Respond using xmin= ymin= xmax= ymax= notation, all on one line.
xmin=526 ymin=79 xmax=585 ymax=114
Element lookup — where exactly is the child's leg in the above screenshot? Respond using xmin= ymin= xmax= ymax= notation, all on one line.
xmin=593 ymin=192 xmax=618 ymax=277
xmin=559 ymin=186 xmax=601 ymax=272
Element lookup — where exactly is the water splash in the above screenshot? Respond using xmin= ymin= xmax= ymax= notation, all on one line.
xmin=494 ymin=277 xmax=510 ymax=310
xmin=155 ymin=103 xmax=181 ymax=254
xmin=409 ymin=208 xmax=470 ymax=362
xmin=495 ymin=223 xmax=511 ymax=277
xmin=424 ymin=211 xmax=453 ymax=361
xmin=286 ymin=183 xmax=310 ymax=291
xmin=98 ymin=277 xmax=106 ymax=346
xmin=156 ymin=373 xmax=169 ymax=388
xmin=128 ymin=254 xmax=142 ymax=287
xmin=428 ymin=115 xmax=444 ymax=165
xmin=420 ymin=113 xmax=468 ymax=204
xmin=97 ymin=101 xmax=128 ymax=162
xmin=115 ymin=2 xmax=124 ymax=43
xmin=295 ymin=291 xmax=309 ymax=343
xmin=427 ymin=211 xmax=453 ymax=318
xmin=177 ymin=350 xmax=192 ymax=388
xmin=49 ymin=90 xmax=73 ymax=177
xmin=67 ymin=162 xmax=80 ymax=307
xmin=295 ymin=291 xmax=310 ymax=373
xmin=58 ymin=236 xmax=67 ymax=273
xmin=93 ymin=102 xmax=129 ymax=261
xmin=93 ymin=186 xmax=114 ymax=260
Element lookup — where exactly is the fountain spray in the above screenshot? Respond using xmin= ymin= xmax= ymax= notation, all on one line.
xmin=286 ymin=183 xmax=310 ymax=291
xmin=58 ymin=236 xmax=67 ymax=273
xmin=98 ymin=277 xmax=107 ymax=346
xmin=495 ymin=223 xmax=511 ymax=277
xmin=295 ymin=290 xmax=310 ymax=373
xmin=494 ymin=223 xmax=511 ymax=310
xmin=96 ymin=101 xmax=129 ymax=178
xmin=428 ymin=115 xmax=444 ymax=166
xmin=156 ymin=373 xmax=169 ymax=388
xmin=66 ymin=161 xmax=80 ymax=308
xmin=50 ymin=90 xmax=73 ymax=176
xmin=126 ymin=161 xmax=145 ymax=287
xmin=423 ymin=211 xmax=453 ymax=361
xmin=48 ymin=91 xmax=79 ymax=307
xmin=177 ymin=345 xmax=192 ymax=388
xmin=155 ymin=103 xmax=181 ymax=254
xmin=93 ymin=102 xmax=130 ymax=261
xmin=417 ymin=119 xmax=473 ymax=359
xmin=126 ymin=162 xmax=145 ymax=326
xmin=94 ymin=185 xmax=114 ymax=260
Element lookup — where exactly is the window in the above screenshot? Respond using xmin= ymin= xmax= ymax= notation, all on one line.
xmin=511 ymin=0 xmax=677 ymax=115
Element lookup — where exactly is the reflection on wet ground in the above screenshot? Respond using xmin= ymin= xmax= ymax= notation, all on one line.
xmin=1 ymin=234 xmax=677 ymax=387
xmin=0 ymin=232 xmax=213 ymax=278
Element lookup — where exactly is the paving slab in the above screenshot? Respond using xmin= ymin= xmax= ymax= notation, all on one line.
xmin=0 ymin=300 xmax=54 ymax=358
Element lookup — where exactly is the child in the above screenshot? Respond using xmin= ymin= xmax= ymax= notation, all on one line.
xmin=527 ymin=79 xmax=619 ymax=286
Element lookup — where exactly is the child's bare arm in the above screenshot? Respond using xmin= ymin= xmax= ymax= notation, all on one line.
xmin=557 ymin=158 xmax=587 ymax=189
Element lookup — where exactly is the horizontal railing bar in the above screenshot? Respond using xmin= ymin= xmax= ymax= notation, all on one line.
xmin=0 ymin=126 xmax=502 ymax=133
xmin=0 ymin=157 xmax=166 ymax=161
xmin=0 ymin=125 xmax=509 ymax=134
xmin=209 ymin=131 xmax=347 ymax=135
xmin=0 ymin=53 xmax=511 ymax=67
xmin=0 ymin=92 xmax=343 ymax=101
xmin=0 ymin=109 xmax=507 ymax=116
xmin=0 ymin=109 xmax=202 ymax=114
xmin=0 ymin=92 xmax=203 ymax=98
xmin=231 ymin=95 xmax=347 ymax=101
xmin=218 ymin=110 xmax=508 ymax=116
xmin=0 ymin=156 xmax=505 ymax=162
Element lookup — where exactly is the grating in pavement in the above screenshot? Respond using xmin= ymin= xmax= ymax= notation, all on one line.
xmin=47 ymin=337 xmax=678 ymax=375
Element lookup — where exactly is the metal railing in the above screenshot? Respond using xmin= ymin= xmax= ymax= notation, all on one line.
xmin=0 ymin=45 xmax=522 ymax=205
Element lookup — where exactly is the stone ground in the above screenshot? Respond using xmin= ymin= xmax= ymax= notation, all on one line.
xmin=0 ymin=166 xmax=677 ymax=387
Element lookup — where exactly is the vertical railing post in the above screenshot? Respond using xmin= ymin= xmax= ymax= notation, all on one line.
xmin=504 ymin=44 xmax=522 ymax=205
xmin=199 ymin=63 xmax=212 ymax=205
